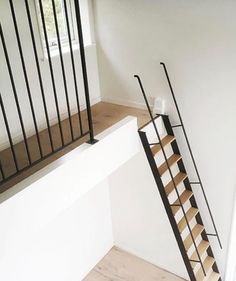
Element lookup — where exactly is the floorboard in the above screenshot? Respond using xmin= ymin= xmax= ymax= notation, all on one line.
xmin=83 ymin=247 xmax=185 ymax=281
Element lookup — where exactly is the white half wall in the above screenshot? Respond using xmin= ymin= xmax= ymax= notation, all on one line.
xmin=0 ymin=117 xmax=140 ymax=281
xmin=0 ymin=179 xmax=113 ymax=281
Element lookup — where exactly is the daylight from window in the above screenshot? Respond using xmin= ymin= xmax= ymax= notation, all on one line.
xmin=38 ymin=0 xmax=75 ymax=48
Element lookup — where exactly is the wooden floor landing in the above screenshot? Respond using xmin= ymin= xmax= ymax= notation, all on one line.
xmin=83 ymin=247 xmax=185 ymax=281
xmin=0 ymin=102 xmax=149 ymax=195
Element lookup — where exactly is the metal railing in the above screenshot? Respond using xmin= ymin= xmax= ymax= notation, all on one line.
xmin=0 ymin=0 xmax=96 ymax=185
xmin=160 ymin=62 xmax=222 ymax=249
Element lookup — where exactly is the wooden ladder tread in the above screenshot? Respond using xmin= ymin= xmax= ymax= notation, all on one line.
xmin=178 ymin=207 xmax=199 ymax=233
xmin=208 ymin=272 xmax=221 ymax=281
xmin=151 ymin=135 xmax=175 ymax=156
xmin=196 ymin=257 xmax=216 ymax=280
xmin=165 ymin=172 xmax=187 ymax=196
xmin=184 ymin=224 xmax=204 ymax=251
xmin=171 ymin=190 xmax=193 ymax=217
xmin=174 ymin=190 xmax=193 ymax=206
xmin=171 ymin=190 xmax=193 ymax=215
xmin=158 ymin=154 xmax=182 ymax=176
xmin=190 ymin=240 xmax=210 ymax=261
xmin=196 ymin=271 xmax=220 ymax=281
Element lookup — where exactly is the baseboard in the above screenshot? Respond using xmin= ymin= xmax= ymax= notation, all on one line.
xmin=114 ymin=245 xmax=188 ymax=280
xmin=102 ymin=96 xmax=153 ymax=110
xmin=80 ymin=96 xmax=101 ymax=111
xmin=0 ymin=97 xmax=101 ymax=152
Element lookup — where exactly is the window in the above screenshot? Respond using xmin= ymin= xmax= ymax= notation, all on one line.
xmin=36 ymin=0 xmax=77 ymax=50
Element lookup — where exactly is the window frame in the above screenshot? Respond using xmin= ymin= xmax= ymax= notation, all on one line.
xmin=34 ymin=0 xmax=79 ymax=57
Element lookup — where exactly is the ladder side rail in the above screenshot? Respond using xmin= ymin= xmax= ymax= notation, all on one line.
xmin=160 ymin=62 xmax=222 ymax=249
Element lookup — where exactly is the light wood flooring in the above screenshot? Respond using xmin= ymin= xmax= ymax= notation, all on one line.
xmin=0 ymin=102 xmax=149 ymax=194
xmin=83 ymin=247 xmax=185 ymax=281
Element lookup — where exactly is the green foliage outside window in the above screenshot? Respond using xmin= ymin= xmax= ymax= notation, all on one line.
xmin=39 ymin=0 xmax=72 ymax=46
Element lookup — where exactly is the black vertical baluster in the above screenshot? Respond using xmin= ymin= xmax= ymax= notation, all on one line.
xmin=73 ymin=0 xmax=96 ymax=143
xmin=38 ymin=0 xmax=65 ymax=146
xmin=0 ymin=159 xmax=5 ymax=181
xmin=0 ymin=94 xmax=19 ymax=171
xmin=51 ymin=0 xmax=74 ymax=140
xmin=24 ymin=0 xmax=54 ymax=153
xmin=0 ymin=24 xmax=32 ymax=165
xmin=63 ymin=0 xmax=83 ymax=135
xmin=9 ymin=0 xmax=43 ymax=159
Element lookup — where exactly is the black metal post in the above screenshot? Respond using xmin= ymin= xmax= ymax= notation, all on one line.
xmin=160 ymin=62 xmax=222 ymax=249
xmin=63 ymin=0 xmax=83 ymax=135
xmin=73 ymin=0 xmax=97 ymax=144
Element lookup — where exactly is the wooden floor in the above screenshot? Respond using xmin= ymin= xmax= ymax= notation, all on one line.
xmin=0 ymin=102 xmax=149 ymax=194
xmin=84 ymin=247 xmax=185 ymax=281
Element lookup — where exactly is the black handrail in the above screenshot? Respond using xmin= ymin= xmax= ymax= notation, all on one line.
xmin=134 ymin=75 xmax=206 ymax=277
xmin=160 ymin=62 xmax=222 ymax=249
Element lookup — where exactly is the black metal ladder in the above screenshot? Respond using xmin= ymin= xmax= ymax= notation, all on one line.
xmin=134 ymin=65 xmax=222 ymax=281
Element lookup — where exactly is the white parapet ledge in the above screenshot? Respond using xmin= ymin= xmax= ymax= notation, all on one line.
xmin=0 ymin=116 xmax=140 ymax=257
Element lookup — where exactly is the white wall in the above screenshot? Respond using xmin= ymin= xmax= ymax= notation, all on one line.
xmin=0 ymin=117 xmax=140 ymax=281
xmin=0 ymin=0 xmax=101 ymax=150
xmin=93 ymin=0 xmax=236 ymax=277
xmin=109 ymin=151 xmax=188 ymax=280
xmin=0 ymin=179 xmax=113 ymax=281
